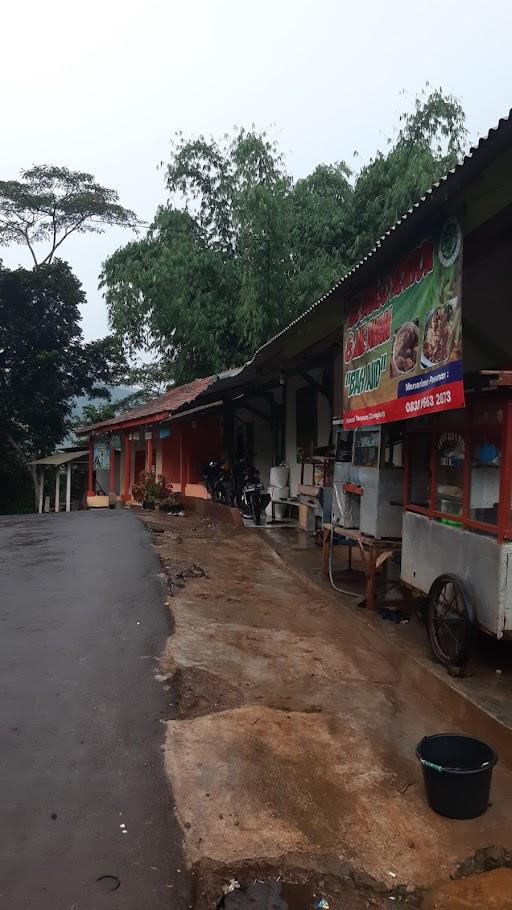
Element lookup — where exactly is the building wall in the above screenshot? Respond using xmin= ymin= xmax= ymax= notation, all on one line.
xmin=234 ymin=398 xmax=276 ymax=490
xmin=285 ymin=367 xmax=332 ymax=496
xmin=130 ymin=438 xmax=146 ymax=486
xmin=155 ymin=442 xmax=163 ymax=477
xmin=157 ymin=414 xmax=224 ymax=493
xmin=181 ymin=415 xmax=224 ymax=484
xmin=161 ymin=430 xmax=182 ymax=491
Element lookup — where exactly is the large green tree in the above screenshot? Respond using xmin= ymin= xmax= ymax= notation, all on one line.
xmin=104 ymin=130 xmax=291 ymax=382
xmin=0 ymin=260 xmax=126 ymax=510
xmin=0 ymin=165 xmax=138 ymax=267
xmin=0 ymin=164 xmax=137 ymax=511
xmin=102 ymin=89 xmax=467 ymax=385
xmin=348 ymin=88 xmax=467 ymax=261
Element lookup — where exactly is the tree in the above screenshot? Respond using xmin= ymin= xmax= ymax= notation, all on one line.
xmin=103 ymin=130 xmax=291 ymax=384
xmin=349 ymin=88 xmax=467 ymax=261
xmin=0 ymin=260 xmax=126 ymax=509
xmin=287 ymin=162 xmax=353 ymax=313
xmin=72 ymin=389 xmax=153 ymax=431
xmin=102 ymin=89 xmax=468 ymax=384
xmin=0 ymin=165 xmax=138 ymax=267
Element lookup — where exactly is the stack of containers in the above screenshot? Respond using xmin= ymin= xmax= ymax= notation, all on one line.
xmin=266 ymin=464 xmax=290 ymax=519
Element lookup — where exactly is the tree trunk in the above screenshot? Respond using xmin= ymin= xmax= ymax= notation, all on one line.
xmin=5 ymin=433 xmax=39 ymax=511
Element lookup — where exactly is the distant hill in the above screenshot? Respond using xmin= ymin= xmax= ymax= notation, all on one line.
xmin=63 ymin=387 xmax=139 ymax=447
xmin=71 ymin=386 xmax=138 ymax=419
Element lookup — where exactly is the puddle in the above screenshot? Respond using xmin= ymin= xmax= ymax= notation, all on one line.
xmin=221 ymin=881 xmax=322 ymax=910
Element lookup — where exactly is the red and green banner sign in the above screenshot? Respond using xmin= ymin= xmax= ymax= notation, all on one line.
xmin=342 ymin=217 xmax=464 ymax=428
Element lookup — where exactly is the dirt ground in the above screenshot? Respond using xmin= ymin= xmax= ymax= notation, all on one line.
xmin=140 ymin=511 xmax=512 ymax=908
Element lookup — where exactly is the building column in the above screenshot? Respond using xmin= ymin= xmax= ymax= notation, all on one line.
xmin=55 ymin=470 xmax=60 ymax=513
xmin=66 ymin=463 xmax=72 ymax=512
xmin=179 ymin=424 xmax=185 ymax=491
xmin=122 ymin=433 xmax=131 ymax=502
xmin=146 ymin=433 xmax=154 ymax=474
xmin=109 ymin=434 xmax=116 ymax=495
xmin=38 ymin=471 xmax=45 ymax=514
xmin=87 ymin=437 xmax=94 ymax=496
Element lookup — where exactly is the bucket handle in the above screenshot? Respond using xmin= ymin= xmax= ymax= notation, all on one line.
xmin=419 ymin=758 xmax=444 ymax=773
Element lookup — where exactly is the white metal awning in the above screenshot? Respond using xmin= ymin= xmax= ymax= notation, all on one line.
xmin=30 ymin=450 xmax=88 ymax=466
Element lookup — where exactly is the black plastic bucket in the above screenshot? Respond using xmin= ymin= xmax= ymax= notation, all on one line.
xmin=416 ymin=734 xmax=498 ymax=819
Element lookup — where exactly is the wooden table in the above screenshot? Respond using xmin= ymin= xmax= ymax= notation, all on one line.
xmin=322 ymin=524 xmax=402 ymax=611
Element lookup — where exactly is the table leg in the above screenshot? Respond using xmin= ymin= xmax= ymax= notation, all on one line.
xmin=322 ymin=526 xmax=331 ymax=576
xmin=366 ymin=547 xmax=378 ymax=611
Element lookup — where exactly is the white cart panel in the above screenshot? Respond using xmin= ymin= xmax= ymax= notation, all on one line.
xmin=401 ymin=511 xmax=512 ymax=636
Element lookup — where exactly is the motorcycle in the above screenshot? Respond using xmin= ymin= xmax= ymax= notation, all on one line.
xmin=233 ymin=459 xmax=270 ymax=526
xmin=201 ymin=460 xmax=236 ymax=505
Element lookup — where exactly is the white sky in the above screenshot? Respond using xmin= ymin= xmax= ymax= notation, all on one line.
xmin=1 ymin=0 xmax=511 ymax=341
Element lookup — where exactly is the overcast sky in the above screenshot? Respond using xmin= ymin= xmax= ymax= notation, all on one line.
xmin=1 ymin=0 xmax=511 ymax=341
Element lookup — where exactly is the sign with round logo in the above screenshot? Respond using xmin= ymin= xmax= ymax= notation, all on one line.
xmin=438 ymin=217 xmax=462 ymax=267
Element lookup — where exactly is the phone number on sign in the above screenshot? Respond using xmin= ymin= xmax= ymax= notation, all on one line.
xmin=405 ymin=390 xmax=452 ymax=414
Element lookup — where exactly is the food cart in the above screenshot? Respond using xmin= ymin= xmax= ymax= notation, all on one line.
xmin=401 ymin=383 xmax=512 ymax=664
xmin=338 ymin=211 xmax=512 ymax=664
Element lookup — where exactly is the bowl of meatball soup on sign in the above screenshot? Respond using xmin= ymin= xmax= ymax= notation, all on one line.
xmin=392 ymin=320 xmax=419 ymax=374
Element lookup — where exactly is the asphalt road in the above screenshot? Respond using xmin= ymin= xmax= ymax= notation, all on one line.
xmin=0 ymin=510 xmax=190 ymax=910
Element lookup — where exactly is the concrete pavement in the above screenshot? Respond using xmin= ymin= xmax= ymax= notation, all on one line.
xmin=0 ymin=510 xmax=189 ymax=909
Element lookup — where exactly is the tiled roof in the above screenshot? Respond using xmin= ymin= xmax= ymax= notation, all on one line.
xmin=78 ymin=375 xmax=217 ymax=434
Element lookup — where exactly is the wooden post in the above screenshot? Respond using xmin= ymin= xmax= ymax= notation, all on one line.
xmin=54 ymin=470 xmax=60 ymax=513
xmin=322 ymin=524 xmax=332 ymax=576
xmin=66 ymin=463 xmax=72 ymax=512
xmin=38 ymin=470 xmax=44 ymax=514
xmin=87 ymin=437 xmax=94 ymax=496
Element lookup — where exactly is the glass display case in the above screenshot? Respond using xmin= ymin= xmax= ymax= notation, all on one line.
xmin=353 ymin=429 xmax=381 ymax=468
xmin=405 ymin=395 xmax=512 ymax=540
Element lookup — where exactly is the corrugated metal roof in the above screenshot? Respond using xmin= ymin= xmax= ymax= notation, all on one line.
xmin=248 ymin=108 xmax=512 ymax=364
xmin=31 ymin=450 xmax=88 ymax=466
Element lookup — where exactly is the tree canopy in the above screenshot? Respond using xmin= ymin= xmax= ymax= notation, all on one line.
xmin=0 ymin=260 xmax=126 ymax=477
xmin=102 ymin=88 xmax=468 ymax=385
xmin=0 ymin=165 xmax=138 ymax=267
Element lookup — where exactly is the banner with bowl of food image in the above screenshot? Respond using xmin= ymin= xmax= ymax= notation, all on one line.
xmin=342 ymin=216 xmax=464 ymax=428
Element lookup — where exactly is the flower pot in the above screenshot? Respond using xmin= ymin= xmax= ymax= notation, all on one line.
xmin=142 ymin=501 xmax=155 ymax=510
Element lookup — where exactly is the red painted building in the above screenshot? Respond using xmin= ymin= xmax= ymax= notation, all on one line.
xmin=77 ymin=376 xmax=227 ymax=503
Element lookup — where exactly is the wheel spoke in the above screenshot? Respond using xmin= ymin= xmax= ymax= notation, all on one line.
xmin=430 ymin=577 xmax=470 ymax=664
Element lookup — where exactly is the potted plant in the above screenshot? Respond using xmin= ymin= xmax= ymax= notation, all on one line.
xmin=132 ymin=471 xmax=174 ymax=510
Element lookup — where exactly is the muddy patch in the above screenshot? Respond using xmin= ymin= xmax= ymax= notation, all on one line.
xmin=174 ymin=666 xmax=245 ymax=718
xmin=424 ymin=867 xmax=512 ymax=909
xmin=192 ymin=856 xmax=422 ymax=910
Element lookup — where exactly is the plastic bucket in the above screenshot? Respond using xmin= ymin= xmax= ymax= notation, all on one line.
xmin=265 ymin=486 xmax=290 ymax=518
xmin=269 ymin=485 xmax=289 ymax=500
xmin=416 ymin=734 xmax=497 ymax=819
xmin=270 ymin=465 xmax=289 ymax=487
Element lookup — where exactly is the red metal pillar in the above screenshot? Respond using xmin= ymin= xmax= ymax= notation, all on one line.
xmin=122 ymin=433 xmax=131 ymax=502
xmin=146 ymin=434 xmax=154 ymax=473
xmin=87 ymin=437 xmax=94 ymax=496
xmin=179 ymin=424 xmax=184 ymax=492
xmin=109 ymin=434 xmax=116 ymax=495
xmin=497 ymin=400 xmax=512 ymax=542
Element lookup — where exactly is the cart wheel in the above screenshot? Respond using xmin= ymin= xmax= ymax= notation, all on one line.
xmin=427 ymin=574 xmax=475 ymax=666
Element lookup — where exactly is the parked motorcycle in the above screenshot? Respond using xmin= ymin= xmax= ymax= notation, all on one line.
xmin=201 ymin=460 xmax=236 ymax=505
xmin=233 ymin=459 xmax=270 ymax=526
